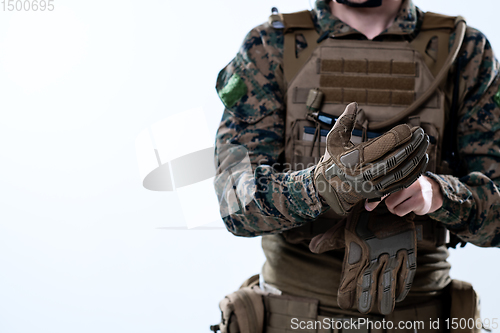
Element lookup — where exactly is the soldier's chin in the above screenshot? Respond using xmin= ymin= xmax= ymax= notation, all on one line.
xmin=334 ymin=0 xmax=383 ymax=8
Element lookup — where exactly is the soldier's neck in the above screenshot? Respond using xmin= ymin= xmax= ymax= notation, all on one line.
xmin=329 ymin=0 xmax=403 ymax=40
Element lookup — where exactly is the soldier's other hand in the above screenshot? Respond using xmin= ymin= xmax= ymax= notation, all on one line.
xmin=364 ymin=175 xmax=443 ymax=216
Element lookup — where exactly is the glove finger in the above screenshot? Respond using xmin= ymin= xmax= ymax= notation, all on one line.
xmin=326 ymin=102 xmax=358 ymax=153
xmin=395 ymin=249 xmax=417 ymax=302
xmin=338 ymin=224 xmax=367 ymax=311
xmin=378 ymin=255 xmax=400 ymax=315
xmin=325 ymin=136 xmax=428 ymax=200
xmin=369 ymin=136 xmax=429 ymax=197
xmin=361 ymin=128 xmax=426 ymax=182
xmin=309 ymin=220 xmax=347 ymax=253
xmin=338 ymin=259 xmax=362 ymax=310
xmin=338 ymin=278 xmax=357 ymax=311
xmin=375 ymin=152 xmax=429 ymax=198
xmin=357 ymin=256 xmax=384 ymax=314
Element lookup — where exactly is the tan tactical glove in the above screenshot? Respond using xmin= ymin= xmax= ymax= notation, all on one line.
xmin=340 ymin=202 xmax=416 ymax=315
xmin=309 ymin=203 xmax=417 ymax=315
xmin=309 ymin=219 xmax=347 ymax=254
xmin=313 ymin=102 xmax=429 ymax=216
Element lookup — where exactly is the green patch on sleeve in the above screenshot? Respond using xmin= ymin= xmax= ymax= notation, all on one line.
xmin=218 ymin=73 xmax=247 ymax=108
xmin=494 ymin=87 xmax=500 ymax=107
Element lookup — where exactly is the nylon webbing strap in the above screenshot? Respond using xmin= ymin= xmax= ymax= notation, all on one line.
xmin=265 ymin=294 xmax=318 ymax=318
xmin=264 ymin=293 xmax=384 ymax=333
xmin=264 ymin=294 xmax=317 ymax=333
xmin=293 ymin=88 xmax=425 ymax=107
xmin=323 ymin=89 xmax=415 ymax=106
xmin=226 ymin=288 xmax=264 ymax=333
xmin=413 ymin=218 xmax=449 ymax=247
xmin=263 ymin=292 xmax=447 ymax=333
xmin=320 ymin=76 xmax=415 ymax=91
xmin=321 ymin=60 xmax=417 ymax=76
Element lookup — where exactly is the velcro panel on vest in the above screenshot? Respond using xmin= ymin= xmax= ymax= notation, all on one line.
xmin=338 ymin=89 xmax=414 ymax=106
xmin=321 ymin=59 xmax=417 ymax=76
xmin=320 ymin=75 xmax=415 ymax=91
xmin=292 ymin=88 xmax=441 ymax=108
xmin=317 ymin=58 xmax=417 ymax=107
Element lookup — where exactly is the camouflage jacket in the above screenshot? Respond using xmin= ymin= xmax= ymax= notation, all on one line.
xmin=214 ymin=0 xmax=500 ymax=247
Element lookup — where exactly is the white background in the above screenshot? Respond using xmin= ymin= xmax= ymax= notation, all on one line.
xmin=0 ymin=1 xmax=498 ymax=332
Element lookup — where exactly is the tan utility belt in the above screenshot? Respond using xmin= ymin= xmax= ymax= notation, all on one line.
xmin=264 ymin=292 xmax=385 ymax=333
xmin=212 ymin=276 xmax=481 ymax=333
xmin=264 ymin=292 xmax=443 ymax=333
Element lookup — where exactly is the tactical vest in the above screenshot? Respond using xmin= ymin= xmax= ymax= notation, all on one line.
xmin=261 ymin=10 xmax=467 ymax=309
xmin=277 ymin=10 xmax=466 ymax=247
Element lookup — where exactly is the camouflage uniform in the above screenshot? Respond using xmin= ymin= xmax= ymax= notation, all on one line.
xmin=215 ymin=0 xmax=500 ymax=246
xmin=214 ymin=0 xmax=500 ymax=314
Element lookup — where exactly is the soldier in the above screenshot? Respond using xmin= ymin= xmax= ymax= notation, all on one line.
xmin=213 ymin=0 xmax=499 ymax=332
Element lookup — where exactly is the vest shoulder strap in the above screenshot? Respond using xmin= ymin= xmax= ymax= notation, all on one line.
xmin=411 ymin=12 xmax=461 ymax=79
xmin=280 ymin=10 xmax=315 ymax=31
xmin=420 ymin=11 xmax=456 ymax=31
xmin=367 ymin=14 xmax=467 ymax=131
xmin=271 ymin=10 xmax=319 ymax=85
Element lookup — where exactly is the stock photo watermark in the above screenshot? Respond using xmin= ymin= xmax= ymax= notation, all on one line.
xmin=1 ymin=0 xmax=55 ymax=11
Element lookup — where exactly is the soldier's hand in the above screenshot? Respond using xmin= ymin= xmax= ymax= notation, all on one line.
xmin=364 ymin=175 xmax=443 ymax=216
xmin=313 ymin=102 xmax=430 ymax=216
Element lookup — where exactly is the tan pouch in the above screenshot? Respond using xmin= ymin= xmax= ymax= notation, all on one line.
xmin=217 ymin=277 xmax=265 ymax=333
xmin=449 ymin=280 xmax=481 ymax=333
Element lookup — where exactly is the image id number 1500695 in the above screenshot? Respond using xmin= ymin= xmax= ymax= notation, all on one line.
xmin=445 ymin=318 xmax=498 ymax=331
xmin=1 ymin=0 xmax=54 ymax=11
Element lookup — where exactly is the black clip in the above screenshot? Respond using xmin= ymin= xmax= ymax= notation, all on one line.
xmin=209 ymin=324 xmax=220 ymax=332
xmin=269 ymin=7 xmax=285 ymax=29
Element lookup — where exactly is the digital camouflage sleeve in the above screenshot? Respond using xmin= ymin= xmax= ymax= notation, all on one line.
xmin=214 ymin=0 xmax=500 ymax=247
xmin=214 ymin=22 xmax=327 ymax=237
xmin=426 ymin=30 xmax=500 ymax=247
